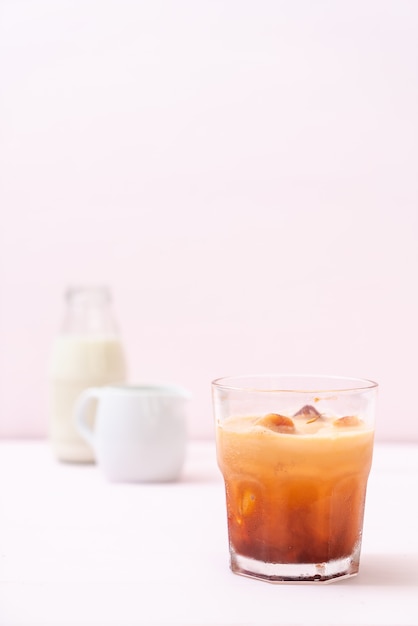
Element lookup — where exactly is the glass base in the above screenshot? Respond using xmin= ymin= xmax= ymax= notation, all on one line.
xmin=230 ymin=551 xmax=360 ymax=584
xmin=50 ymin=439 xmax=95 ymax=464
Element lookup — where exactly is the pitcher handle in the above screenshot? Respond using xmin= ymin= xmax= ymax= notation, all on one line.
xmin=74 ymin=387 xmax=102 ymax=450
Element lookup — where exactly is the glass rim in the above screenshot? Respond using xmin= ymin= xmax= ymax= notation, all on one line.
xmin=211 ymin=374 xmax=378 ymax=393
xmin=65 ymin=285 xmax=111 ymax=300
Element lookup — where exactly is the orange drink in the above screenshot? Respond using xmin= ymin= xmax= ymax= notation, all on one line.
xmin=212 ymin=376 xmax=378 ymax=583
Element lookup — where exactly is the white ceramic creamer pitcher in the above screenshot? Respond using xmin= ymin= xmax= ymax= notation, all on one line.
xmin=74 ymin=384 xmax=189 ymax=482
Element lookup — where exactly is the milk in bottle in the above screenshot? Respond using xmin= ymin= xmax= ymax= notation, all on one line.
xmin=49 ymin=286 xmax=127 ymax=462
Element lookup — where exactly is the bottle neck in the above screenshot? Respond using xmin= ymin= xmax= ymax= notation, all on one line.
xmin=61 ymin=287 xmax=119 ymax=336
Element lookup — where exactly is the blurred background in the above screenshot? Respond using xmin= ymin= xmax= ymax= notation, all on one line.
xmin=0 ymin=0 xmax=417 ymax=442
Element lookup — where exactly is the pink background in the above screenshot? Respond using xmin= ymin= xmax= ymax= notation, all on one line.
xmin=1 ymin=1 xmax=417 ymax=441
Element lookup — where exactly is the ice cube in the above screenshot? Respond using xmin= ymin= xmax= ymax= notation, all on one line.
xmin=333 ymin=415 xmax=362 ymax=428
xmin=255 ymin=413 xmax=295 ymax=433
xmin=293 ymin=405 xmax=322 ymax=424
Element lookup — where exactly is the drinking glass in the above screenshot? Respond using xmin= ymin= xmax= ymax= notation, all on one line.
xmin=212 ymin=375 xmax=378 ymax=583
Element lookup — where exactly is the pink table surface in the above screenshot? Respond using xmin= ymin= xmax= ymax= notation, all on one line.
xmin=0 ymin=440 xmax=417 ymax=626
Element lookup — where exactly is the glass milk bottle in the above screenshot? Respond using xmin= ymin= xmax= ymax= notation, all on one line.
xmin=48 ymin=286 xmax=127 ymax=462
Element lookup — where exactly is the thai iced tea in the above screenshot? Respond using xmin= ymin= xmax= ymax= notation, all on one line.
xmin=213 ymin=376 xmax=378 ymax=584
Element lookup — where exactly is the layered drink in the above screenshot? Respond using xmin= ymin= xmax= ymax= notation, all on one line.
xmin=213 ymin=375 xmax=377 ymax=583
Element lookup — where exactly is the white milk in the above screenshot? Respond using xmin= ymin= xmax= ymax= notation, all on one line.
xmin=49 ymin=335 xmax=127 ymax=462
